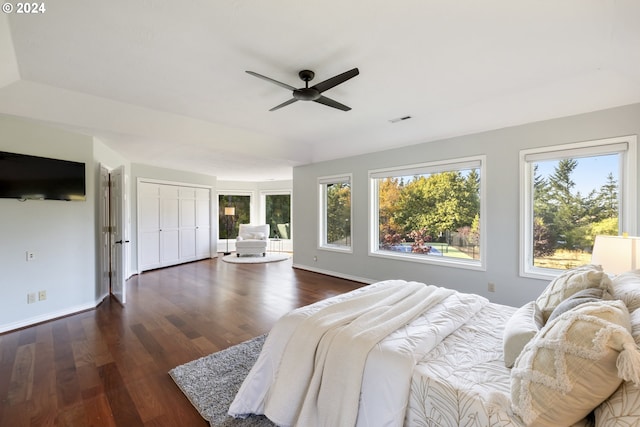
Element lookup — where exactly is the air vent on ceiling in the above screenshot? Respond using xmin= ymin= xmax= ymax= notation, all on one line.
xmin=389 ymin=115 xmax=412 ymax=123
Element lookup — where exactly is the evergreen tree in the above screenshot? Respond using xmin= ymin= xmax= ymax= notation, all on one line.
xmin=598 ymin=172 xmax=618 ymax=219
xmin=547 ymin=159 xmax=581 ymax=249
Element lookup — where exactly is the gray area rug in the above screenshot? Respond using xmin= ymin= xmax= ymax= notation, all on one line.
xmin=221 ymin=253 xmax=290 ymax=264
xmin=169 ymin=334 xmax=276 ymax=426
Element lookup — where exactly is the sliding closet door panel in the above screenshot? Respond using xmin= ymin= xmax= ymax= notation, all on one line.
xmin=159 ymin=186 xmax=180 ymax=265
xmin=179 ymin=188 xmax=197 ymax=260
xmin=140 ymin=232 xmax=160 ymax=269
xmin=138 ymin=182 xmax=161 ymax=271
xmin=180 ymin=229 xmax=197 ymax=260
xmin=195 ymin=188 xmax=211 ymax=259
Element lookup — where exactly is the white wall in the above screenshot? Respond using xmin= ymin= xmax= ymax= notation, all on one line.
xmin=0 ymin=116 xmax=98 ymax=332
xmin=292 ymin=103 xmax=640 ymax=307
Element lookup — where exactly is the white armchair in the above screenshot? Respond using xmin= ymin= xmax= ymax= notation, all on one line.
xmin=235 ymin=224 xmax=270 ymax=257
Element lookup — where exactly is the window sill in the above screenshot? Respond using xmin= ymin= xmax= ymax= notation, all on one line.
xmin=369 ymin=249 xmax=484 ymax=271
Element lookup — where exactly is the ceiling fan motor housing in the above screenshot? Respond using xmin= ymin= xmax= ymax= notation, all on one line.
xmin=293 ymin=88 xmax=321 ymax=101
xmin=294 ymin=70 xmax=320 ymax=100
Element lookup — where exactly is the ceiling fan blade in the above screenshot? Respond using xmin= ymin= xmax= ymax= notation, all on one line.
xmin=314 ymin=95 xmax=351 ymax=111
xmin=246 ymin=71 xmax=297 ymax=91
xmin=312 ymin=68 xmax=359 ymax=93
xmin=269 ymin=98 xmax=298 ymax=111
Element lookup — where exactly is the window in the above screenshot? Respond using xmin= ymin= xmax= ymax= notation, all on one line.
xmin=370 ymin=156 xmax=485 ymax=269
xmin=520 ymin=136 xmax=637 ymax=279
xmin=264 ymin=193 xmax=291 ymax=239
xmin=218 ymin=194 xmax=251 ymax=239
xmin=319 ymin=174 xmax=352 ymax=251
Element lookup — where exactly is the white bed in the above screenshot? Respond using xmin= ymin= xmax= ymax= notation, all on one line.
xmin=229 ymin=267 xmax=640 ymax=427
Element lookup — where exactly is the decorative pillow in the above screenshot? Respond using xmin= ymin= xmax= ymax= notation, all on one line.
xmin=511 ymin=300 xmax=640 ymax=427
xmin=547 ymin=288 xmax=612 ymax=323
xmin=594 ymin=309 xmax=640 ymax=426
xmin=632 ymin=308 xmax=640 ymax=345
xmin=535 ymin=264 xmax=612 ymax=323
xmin=594 ymin=380 xmax=640 ymax=427
xmin=611 ymin=269 xmax=640 ymax=313
xmin=241 ymin=232 xmax=265 ymax=240
xmin=503 ymin=301 xmax=543 ymax=368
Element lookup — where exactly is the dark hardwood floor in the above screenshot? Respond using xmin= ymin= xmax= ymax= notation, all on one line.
xmin=0 ymin=257 xmax=363 ymax=427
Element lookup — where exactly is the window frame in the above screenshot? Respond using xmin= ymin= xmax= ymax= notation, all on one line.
xmin=519 ymin=135 xmax=637 ymax=280
xmin=368 ymin=155 xmax=486 ymax=271
xmin=318 ymin=173 xmax=353 ymax=253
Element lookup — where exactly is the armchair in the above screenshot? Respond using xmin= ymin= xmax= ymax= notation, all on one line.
xmin=235 ymin=224 xmax=270 ymax=257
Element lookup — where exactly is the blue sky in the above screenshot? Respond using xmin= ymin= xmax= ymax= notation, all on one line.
xmin=535 ymin=154 xmax=619 ymax=196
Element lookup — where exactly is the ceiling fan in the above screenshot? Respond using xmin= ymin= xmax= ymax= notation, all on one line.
xmin=245 ymin=67 xmax=359 ymax=111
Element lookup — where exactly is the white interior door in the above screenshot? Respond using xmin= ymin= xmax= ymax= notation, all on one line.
xmin=99 ymin=165 xmax=111 ymax=300
xmin=110 ymin=166 xmax=127 ymax=305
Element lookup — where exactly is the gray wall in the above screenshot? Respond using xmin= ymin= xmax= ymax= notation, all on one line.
xmin=292 ymin=103 xmax=640 ymax=307
xmin=0 ymin=115 xmax=127 ymax=332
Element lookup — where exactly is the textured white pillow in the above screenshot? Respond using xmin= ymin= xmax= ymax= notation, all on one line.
xmin=511 ymin=300 xmax=639 ymax=427
xmin=611 ymin=270 xmax=640 ymax=313
xmin=595 ymin=309 xmax=640 ymax=426
xmin=536 ymin=264 xmax=612 ymax=323
xmin=503 ymin=301 xmax=542 ymax=368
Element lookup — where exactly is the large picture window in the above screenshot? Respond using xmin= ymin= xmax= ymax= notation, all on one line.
xmin=264 ymin=193 xmax=291 ymax=239
xmin=319 ymin=174 xmax=352 ymax=251
xmin=218 ymin=194 xmax=251 ymax=239
xmin=520 ymin=136 xmax=637 ymax=278
xmin=370 ymin=156 xmax=485 ymax=269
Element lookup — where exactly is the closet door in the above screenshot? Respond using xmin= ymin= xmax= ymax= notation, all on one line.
xmin=138 ymin=182 xmax=161 ymax=271
xmin=159 ymin=186 xmax=180 ymax=266
xmin=179 ymin=187 xmax=197 ymax=261
xmin=195 ymin=188 xmax=211 ymax=259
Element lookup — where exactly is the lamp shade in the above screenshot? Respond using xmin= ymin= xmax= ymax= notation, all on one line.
xmin=224 ymin=207 xmax=235 ymax=216
xmin=591 ymin=235 xmax=640 ymax=275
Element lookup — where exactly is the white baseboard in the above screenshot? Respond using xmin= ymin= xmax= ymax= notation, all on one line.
xmin=291 ymin=263 xmax=376 ymax=285
xmin=0 ymin=299 xmax=103 ymax=334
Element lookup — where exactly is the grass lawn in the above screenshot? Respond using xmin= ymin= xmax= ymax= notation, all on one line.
xmin=534 ymin=249 xmax=592 ymax=270
xmin=430 ymin=243 xmax=474 ymax=259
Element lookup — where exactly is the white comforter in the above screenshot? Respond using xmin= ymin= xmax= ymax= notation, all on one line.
xmin=229 ymin=280 xmax=489 ymax=427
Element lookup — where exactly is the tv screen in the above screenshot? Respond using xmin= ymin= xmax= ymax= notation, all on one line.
xmin=0 ymin=151 xmax=86 ymax=201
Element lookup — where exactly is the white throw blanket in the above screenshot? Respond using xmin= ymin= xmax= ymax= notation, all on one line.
xmin=231 ymin=280 xmax=455 ymax=427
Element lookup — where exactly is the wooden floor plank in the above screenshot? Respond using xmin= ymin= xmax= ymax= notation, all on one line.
xmin=0 ymin=257 xmax=363 ymax=426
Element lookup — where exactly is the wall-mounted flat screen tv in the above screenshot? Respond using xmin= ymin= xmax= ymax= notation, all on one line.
xmin=0 ymin=151 xmax=86 ymax=201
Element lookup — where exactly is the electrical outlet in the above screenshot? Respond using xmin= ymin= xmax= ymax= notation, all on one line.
xmin=488 ymin=282 xmax=496 ymax=292
xmin=26 ymin=251 xmax=36 ymax=262
xmin=27 ymin=293 xmax=36 ymax=304
xmin=38 ymin=290 xmax=47 ymax=301
xmin=313 ymin=256 xmax=318 ymax=262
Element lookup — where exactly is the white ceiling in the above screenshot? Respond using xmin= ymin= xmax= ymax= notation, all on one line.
xmin=1 ymin=0 xmax=639 ymax=181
